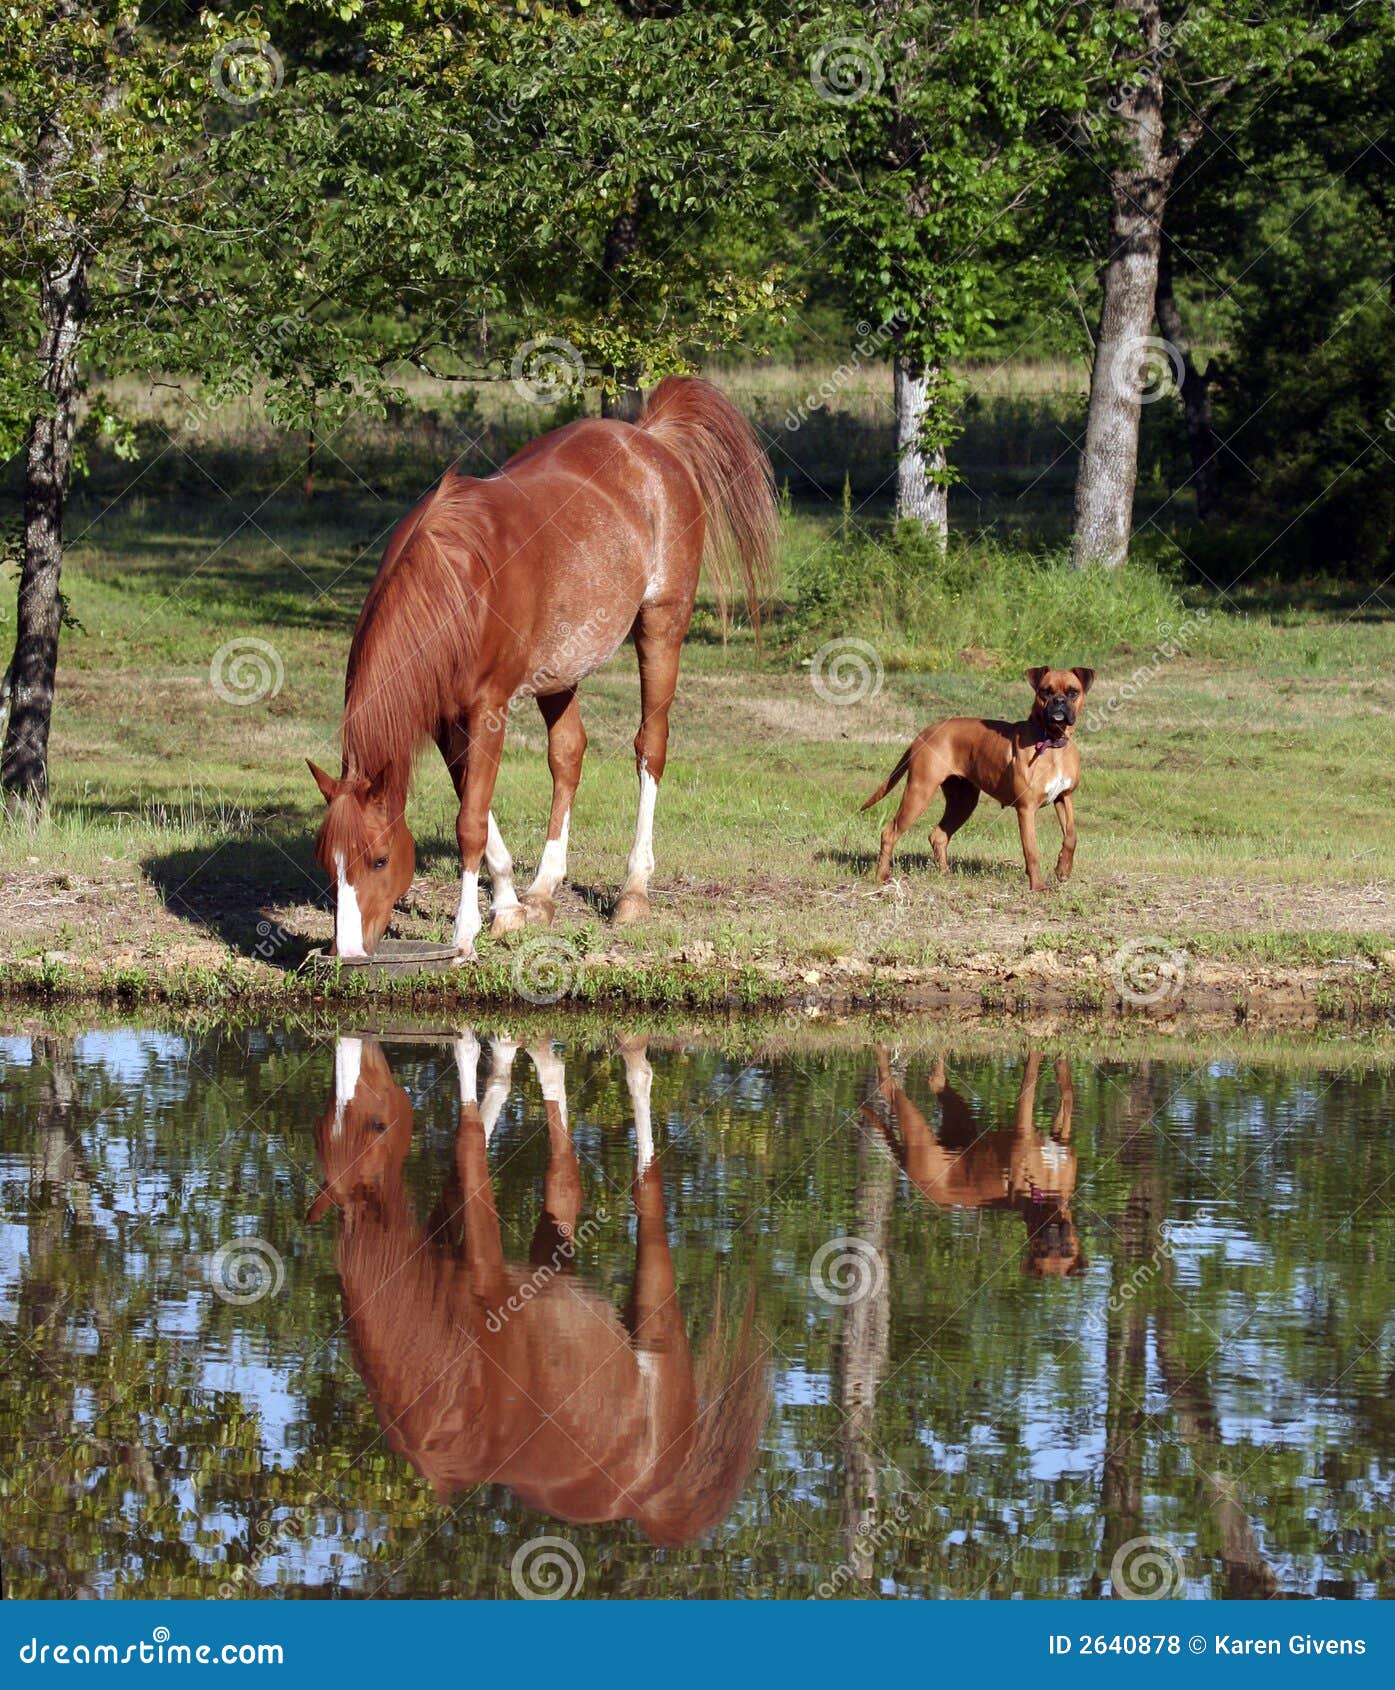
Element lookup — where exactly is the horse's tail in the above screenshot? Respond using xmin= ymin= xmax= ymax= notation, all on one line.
xmin=638 ymin=376 xmax=777 ymax=644
xmin=638 ymin=1284 xmax=771 ymax=1547
xmin=861 ymin=745 xmax=913 ymax=811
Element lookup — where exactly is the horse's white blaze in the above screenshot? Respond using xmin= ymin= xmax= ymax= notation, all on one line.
xmin=625 ymin=765 xmax=658 ymax=884
xmin=622 ymin=1044 xmax=655 ymax=1172
xmin=453 ymin=869 xmax=481 ymax=955
xmin=454 ymin=1032 xmax=481 ymax=1106
xmin=485 ymin=811 xmax=521 ymax=912
xmin=529 ymin=808 xmax=570 ymax=897
xmin=333 ymin=852 xmax=366 ymax=958
xmin=480 ymin=1039 xmax=518 ymax=1144
xmin=530 ymin=1045 xmax=568 ymax=1129
xmin=1044 ymin=773 xmax=1073 ymax=804
xmin=332 ymin=1036 xmax=363 ymax=1139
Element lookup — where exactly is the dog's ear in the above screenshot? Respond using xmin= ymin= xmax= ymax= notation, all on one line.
xmin=1072 ymin=667 xmax=1096 ymax=695
xmin=1024 ymin=667 xmax=1048 ymax=691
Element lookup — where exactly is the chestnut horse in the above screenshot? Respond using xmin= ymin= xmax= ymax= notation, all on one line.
xmin=861 ymin=1048 xmax=1084 ymax=1276
xmin=307 ymin=377 xmax=776 ymax=958
xmin=309 ymin=1034 xmax=770 ymax=1543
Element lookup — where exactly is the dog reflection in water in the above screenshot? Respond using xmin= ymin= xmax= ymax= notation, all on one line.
xmin=862 ymin=1048 xmax=1085 ymax=1276
xmin=309 ymin=1034 xmax=768 ymax=1543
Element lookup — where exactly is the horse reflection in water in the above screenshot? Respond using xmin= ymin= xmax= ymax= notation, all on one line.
xmin=309 ymin=1035 xmax=769 ymax=1544
xmin=862 ymin=1048 xmax=1085 ymax=1275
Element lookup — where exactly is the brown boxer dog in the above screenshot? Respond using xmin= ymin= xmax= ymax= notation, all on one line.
xmin=862 ymin=666 xmax=1094 ymax=891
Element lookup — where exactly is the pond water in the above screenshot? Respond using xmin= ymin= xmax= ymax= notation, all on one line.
xmin=1 ymin=1023 xmax=1392 ymax=1600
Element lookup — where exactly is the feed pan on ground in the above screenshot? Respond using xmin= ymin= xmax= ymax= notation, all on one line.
xmin=307 ymin=940 xmax=460 ymax=979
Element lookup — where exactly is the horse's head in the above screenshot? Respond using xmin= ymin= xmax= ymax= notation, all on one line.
xmin=308 ymin=1037 xmax=415 ymax=1221
xmin=308 ymin=760 xmax=415 ymax=958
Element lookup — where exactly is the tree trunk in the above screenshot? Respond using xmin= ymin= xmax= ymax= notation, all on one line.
xmin=836 ymin=1119 xmax=895 ymax=1585
xmin=599 ymin=196 xmax=642 ymax=421
xmin=1154 ymin=238 xmax=1220 ymax=520
xmin=3 ymin=250 xmax=87 ymax=808
xmin=1071 ymin=0 xmax=1171 ymax=569
xmin=894 ymin=354 xmax=948 ymax=543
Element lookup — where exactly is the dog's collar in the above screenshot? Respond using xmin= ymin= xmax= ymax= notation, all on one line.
xmin=1033 ymin=735 xmax=1069 ymax=753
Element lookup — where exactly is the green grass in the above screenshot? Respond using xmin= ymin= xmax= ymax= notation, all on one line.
xmin=4 ymin=371 xmax=1395 ymax=1016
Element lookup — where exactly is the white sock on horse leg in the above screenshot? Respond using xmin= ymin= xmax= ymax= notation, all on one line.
xmin=529 ymin=1044 xmax=568 ymax=1130
xmin=622 ymin=1042 xmax=655 ymax=1172
xmin=480 ymin=1039 xmax=517 ymax=1144
xmin=624 ymin=764 xmax=658 ymax=890
xmin=453 ymin=869 xmax=482 ymax=955
xmin=485 ymin=812 xmax=521 ymax=913
xmin=454 ymin=1031 xmax=480 ymax=1106
xmin=527 ymin=808 xmax=571 ymax=899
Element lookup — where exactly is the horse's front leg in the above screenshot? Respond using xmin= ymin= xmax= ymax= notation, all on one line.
xmin=452 ymin=707 xmax=509 ymax=962
xmin=438 ymin=717 xmax=524 ymax=942
xmin=614 ymin=616 xmax=683 ymax=926
xmin=521 ymin=688 xmax=586 ymax=928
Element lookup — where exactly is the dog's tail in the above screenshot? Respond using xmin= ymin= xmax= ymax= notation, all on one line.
xmin=860 ymin=747 xmax=913 ymax=811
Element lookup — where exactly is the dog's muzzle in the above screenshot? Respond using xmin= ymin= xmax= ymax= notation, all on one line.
xmin=1047 ymin=704 xmax=1075 ymax=727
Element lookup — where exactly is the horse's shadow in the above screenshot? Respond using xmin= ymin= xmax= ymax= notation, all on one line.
xmin=142 ymin=838 xmax=325 ymax=968
xmin=817 ymin=847 xmax=1004 ymax=881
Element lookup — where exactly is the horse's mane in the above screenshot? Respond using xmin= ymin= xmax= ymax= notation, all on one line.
xmin=340 ymin=469 xmax=489 ymax=809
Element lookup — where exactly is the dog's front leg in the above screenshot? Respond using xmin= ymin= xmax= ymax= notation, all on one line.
xmin=1053 ymin=793 xmax=1076 ymax=882
xmin=1016 ymin=803 xmax=1048 ymax=893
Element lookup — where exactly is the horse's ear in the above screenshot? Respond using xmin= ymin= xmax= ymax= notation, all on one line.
xmin=1024 ymin=667 xmax=1047 ymax=690
xmin=306 ymin=1188 xmax=335 ymax=1224
xmin=364 ymin=767 xmax=391 ymax=805
xmin=307 ymin=760 xmax=338 ymax=804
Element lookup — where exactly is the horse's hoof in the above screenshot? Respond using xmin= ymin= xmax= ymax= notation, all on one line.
xmin=452 ymin=946 xmax=478 ymax=966
xmin=521 ymin=893 xmax=557 ymax=927
xmin=489 ymin=904 xmax=527 ymax=939
xmin=613 ymin=889 xmax=650 ymax=926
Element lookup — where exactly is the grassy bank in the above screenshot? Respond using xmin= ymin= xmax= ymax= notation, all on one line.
xmin=3 ymin=372 xmax=1395 ymax=1023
